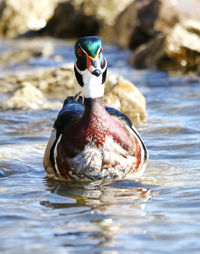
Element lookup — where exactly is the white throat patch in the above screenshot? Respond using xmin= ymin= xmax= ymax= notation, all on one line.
xmin=82 ymin=70 xmax=104 ymax=99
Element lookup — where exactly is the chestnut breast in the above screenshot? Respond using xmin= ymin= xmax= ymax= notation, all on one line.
xmin=66 ymin=106 xmax=134 ymax=152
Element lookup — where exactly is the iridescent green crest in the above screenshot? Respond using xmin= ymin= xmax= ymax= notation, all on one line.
xmin=75 ymin=36 xmax=102 ymax=58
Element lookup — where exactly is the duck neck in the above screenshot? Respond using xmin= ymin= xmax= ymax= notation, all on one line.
xmin=83 ymin=97 xmax=105 ymax=117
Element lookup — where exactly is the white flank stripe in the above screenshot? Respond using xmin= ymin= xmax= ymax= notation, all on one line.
xmin=126 ymin=125 xmax=147 ymax=169
xmin=53 ymin=134 xmax=62 ymax=176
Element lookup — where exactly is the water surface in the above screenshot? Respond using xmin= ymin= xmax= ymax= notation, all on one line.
xmin=0 ymin=38 xmax=200 ymax=254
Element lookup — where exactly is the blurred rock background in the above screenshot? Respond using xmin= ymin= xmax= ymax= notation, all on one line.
xmin=0 ymin=0 xmax=200 ymax=125
xmin=0 ymin=0 xmax=200 ymax=72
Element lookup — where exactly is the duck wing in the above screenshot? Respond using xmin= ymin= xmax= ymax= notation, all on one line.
xmin=54 ymin=96 xmax=84 ymax=138
xmin=105 ymin=106 xmax=132 ymax=128
xmin=43 ymin=96 xmax=84 ymax=176
xmin=106 ymin=106 xmax=148 ymax=163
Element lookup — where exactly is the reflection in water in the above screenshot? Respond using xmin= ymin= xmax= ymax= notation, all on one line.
xmin=40 ymin=178 xmax=154 ymax=250
xmin=44 ymin=178 xmax=153 ymax=208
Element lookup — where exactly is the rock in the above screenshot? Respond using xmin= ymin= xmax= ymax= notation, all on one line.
xmin=1 ymin=83 xmax=46 ymax=110
xmin=111 ymin=0 xmax=160 ymax=49
xmin=164 ymin=20 xmax=200 ymax=72
xmin=0 ymin=82 xmax=62 ymax=110
xmin=0 ymin=0 xmax=133 ymax=38
xmin=44 ymin=0 xmax=133 ymax=38
xmin=0 ymin=38 xmax=53 ymax=66
xmin=45 ymin=1 xmax=100 ymax=38
xmin=111 ymin=0 xmax=200 ymax=49
xmin=130 ymin=19 xmax=200 ymax=72
xmin=0 ymin=0 xmax=58 ymax=38
xmin=0 ymin=65 xmax=80 ymax=99
xmin=0 ymin=66 xmax=146 ymax=124
xmin=104 ymin=77 xmax=146 ymax=125
xmin=129 ymin=34 xmax=167 ymax=70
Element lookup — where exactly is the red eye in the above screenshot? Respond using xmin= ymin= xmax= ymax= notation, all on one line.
xmin=100 ymin=47 xmax=103 ymax=53
xmin=78 ymin=48 xmax=83 ymax=56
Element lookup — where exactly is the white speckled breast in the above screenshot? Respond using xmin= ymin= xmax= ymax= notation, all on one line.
xmin=67 ymin=135 xmax=144 ymax=180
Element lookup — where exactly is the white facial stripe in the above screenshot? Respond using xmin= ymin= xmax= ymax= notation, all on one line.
xmin=79 ymin=44 xmax=101 ymax=59
xmin=75 ymin=53 xmax=107 ymax=74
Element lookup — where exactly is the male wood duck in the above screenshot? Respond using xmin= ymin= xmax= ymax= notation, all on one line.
xmin=43 ymin=36 xmax=148 ymax=180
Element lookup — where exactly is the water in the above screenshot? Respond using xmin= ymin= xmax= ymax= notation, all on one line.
xmin=0 ymin=38 xmax=200 ymax=253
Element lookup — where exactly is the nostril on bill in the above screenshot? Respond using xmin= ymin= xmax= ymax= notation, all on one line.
xmin=92 ymin=69 xmax=102 ymax=77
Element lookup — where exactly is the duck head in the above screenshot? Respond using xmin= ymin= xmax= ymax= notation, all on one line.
xmin=74 ymin=36 xmax=107 ymax=99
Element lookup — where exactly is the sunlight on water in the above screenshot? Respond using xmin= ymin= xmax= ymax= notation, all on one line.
xmin=0 ymin=38 xmax=200 ymax=253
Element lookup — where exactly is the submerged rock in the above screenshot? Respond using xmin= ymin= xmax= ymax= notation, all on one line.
xmin=0 ymin=66 xmax=146 ymax=125
xmin=2 ymin=83 xmax=48 ymax=110
xmin=0 ymin=39 xmax=53 ymax=66
xmin=130 ymin=20 xmax=200 ymax=72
